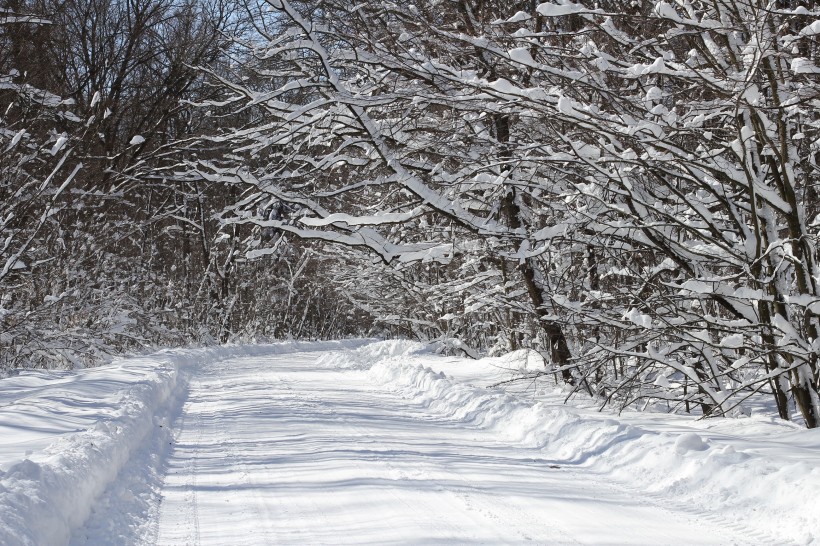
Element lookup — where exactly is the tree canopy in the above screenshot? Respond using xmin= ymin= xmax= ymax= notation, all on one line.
xmin=3 ymin=0 xmax=820 ymax=427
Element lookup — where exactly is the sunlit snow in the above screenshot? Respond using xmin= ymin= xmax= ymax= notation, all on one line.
xmin=1 ymin=341 xmax=817 ymax=545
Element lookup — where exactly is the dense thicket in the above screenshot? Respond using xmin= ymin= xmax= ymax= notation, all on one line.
xmin=3 ymin=0 xmax=820 ymax=427
xmin=0 ymin=0 xmax=371 ymax=370
xmin=183 ymin=0 xmax=820 ymax=427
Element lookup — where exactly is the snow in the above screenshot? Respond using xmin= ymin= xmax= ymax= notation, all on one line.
xmin=128 ymin=135 xmax=145 ymax=146
xmin=645 ymin=86 xmax=663 ymax=102
xmin=488 ymin=77 xmax=521 ymax=95
xmin=654 ymin=2 xmax=682 ymax=22
xmin=627 ymin=57 xmax=667 ymax=77
xmin=381 ymin=349 xmax=820 ymax=545
xmin=800 ymin=20 xmax=820 ymax=36
xmin=557 ymin=95 xmax=578 ymax=116
xmin=1 ymin=340 xmax=819 ymax=545
xmin=625 ymin=307 xmax=652 ymax=328
xmin=8 ymin=129 xmax=25 ymax=148
xmin=791 ymin=57 xmax=820 ymax=74
xmin=0 ymin=341 xmax=361 ymax=546
xmin=506 ymin=11 xmax=530 ymax=23
xmin=536 ymin=2 xmax=585 ymax=17
xmin=50 ymin=135 xmax=68 ymax=155
xmin=508 ymin=47 xmax=536 ymax=67
xmin=720 ymin=333 xmax=744 ymax=349
xmin=674 ymin=432 xmax=709 ymax=453
xmin=299 ymin=209 xmax=421 ymax=227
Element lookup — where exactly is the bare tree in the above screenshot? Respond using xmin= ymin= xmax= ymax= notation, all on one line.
xmin=195 ymin=0 xmax=820 ymax=426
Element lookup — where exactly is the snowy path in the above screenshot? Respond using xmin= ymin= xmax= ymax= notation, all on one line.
xmin=150 ymin=351 xmax=753 ymax=545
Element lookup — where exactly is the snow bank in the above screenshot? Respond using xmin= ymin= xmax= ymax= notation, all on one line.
xmin=0 ymin=340 xmax=362 ymax=546
xmin=347 ymin=348 xmax=820 ymax=545
xmin=5 ymin=339 xmax=817 ymax=544
xmin=315 ymin=339 xmax=427 ymax=370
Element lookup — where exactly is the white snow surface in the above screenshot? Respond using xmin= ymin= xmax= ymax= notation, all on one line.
xmin=1 ymin=340 xmax=818 ymax=545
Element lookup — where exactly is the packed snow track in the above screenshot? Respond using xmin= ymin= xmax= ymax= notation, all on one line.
xmin=119 ymin=348 xmax=756 ymax=544
xmin=2 ymin=341 xmax=814 ymax=545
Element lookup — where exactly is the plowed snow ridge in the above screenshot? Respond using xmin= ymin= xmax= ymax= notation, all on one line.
xmin=0 ymin=340 xmax=817 ymax=545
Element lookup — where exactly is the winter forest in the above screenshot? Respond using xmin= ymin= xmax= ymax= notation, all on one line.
xmin=3 ymin=0 xmax=820 ymax=429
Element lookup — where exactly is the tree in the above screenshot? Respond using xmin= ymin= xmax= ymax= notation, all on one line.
xmin=0 ymin=0 xmax=250 ymax=368
xmin=196 ymin=0 xmax=820 ymax=427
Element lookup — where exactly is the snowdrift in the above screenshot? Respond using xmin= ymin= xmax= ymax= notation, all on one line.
xmin=0 ymin=340 xmax=362 ymax=546
xmin=322 ymin=341 xmax=820 ymax=545
xmin=2 ymin=339 xmax=818 ymax=545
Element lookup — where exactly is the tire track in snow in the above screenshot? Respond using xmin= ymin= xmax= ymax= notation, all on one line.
xmin=360 ymin=363 xmax=777 ymax=546
xmin=243 ymin=370 xmax=325 ymax=544
xmin=155 ymin=379 xmax=204 ymax=546
xmin=150 ymin=349 xmax=771 ymax=545
xmin=183 ymin=404 xmax=203 ymax=546
xmin=293 ymin=383 xmax=470 ymax=542
xmin=322 ymin=379 xmax=581 ymax=545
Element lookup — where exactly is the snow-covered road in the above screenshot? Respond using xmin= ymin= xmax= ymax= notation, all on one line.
xmin=150 ymin=350 xmax=749 ymax=545
xmin=3 ymin=341 xmax=817 ymax=545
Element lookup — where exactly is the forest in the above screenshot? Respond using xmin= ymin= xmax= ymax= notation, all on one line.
xmin=2 ymin=0 xmax=820 ymax=428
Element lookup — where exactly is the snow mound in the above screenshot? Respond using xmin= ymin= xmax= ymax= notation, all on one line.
xmin=0 ymin=340 xmax=363 ymax=546
xmin=675 ymin=431 xmax=708 ymax=453
xmin=315 ymin=339 xmax=427 ymax=370
xmin=0 ymin=354 xmax=182 ymax=545
xmin=366 ymin=353 xmax=820 ymax=545
xmin=494 ymin=348 xmax=548 ymax=372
